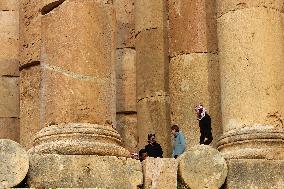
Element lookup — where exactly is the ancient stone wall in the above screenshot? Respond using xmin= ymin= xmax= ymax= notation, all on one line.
xmin=0 ymin=0 xmax=20 ymax=142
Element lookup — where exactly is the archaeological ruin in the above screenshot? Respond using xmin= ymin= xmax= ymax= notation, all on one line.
xmin=0 ymin=0 xmax=283 ymax=188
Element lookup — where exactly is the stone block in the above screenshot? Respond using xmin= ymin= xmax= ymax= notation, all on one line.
xmin=168 ymin=0 xmax=217 ymax=56
xmin=117 ymin=113 xmax=138 ymax=152
xmin=169 ymin=53 xmax=221 ymax=148
xmin=0 ymin=139 xmax=29 ymax=188
xmin=0 ymin=0 xmax=19 ymax=11
xmin=0 ymin=77 xmax=19 ymax=117
xmin=0 ymin=12 xmax=19 ymax=76
xmin=137 ymin=95 xmax=171 ymax=157
xmin=41 ymin=0 xmax=115 ymax=79
xmin=218 ymin=8 xmax=284 ymax=132
xmin=226 ymin=159 xmax=284 ymax=189
xmin=19 ymin=0 xmax=41 ymax=66
xmin=136 ymin=29 xmax=169 ymax=100
xmin=28 ymin=154 xmax=143 ymax=188
xmin=178 ymin=145 xmax=227 ymax=189
xmin=217 ymin=0 xmax=284 ymax=17
xmin=114 ymin=0 xmax=135 ymax=48
xmin=40 ymin=68 xmax=115 ymax=128
xmin=20 ymin=65 xmax=41 ymax=149
xmin=143 ymin=157 xmax=178 ymax=189
xmin=135 ymin=0 xmax=167 ymax=32
xmin=0 ymin=118 xmax=19 ymax=142
xmin=116 ymin=49 xmax=136 ymax=113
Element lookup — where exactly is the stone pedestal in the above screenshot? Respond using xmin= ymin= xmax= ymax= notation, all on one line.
xmin=28 ymin=154 xmax=143 ymax=188
xmin=135 ymin=0 xmax=171 ymax=157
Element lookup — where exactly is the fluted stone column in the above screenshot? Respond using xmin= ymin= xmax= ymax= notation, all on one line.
xmin=217 ymin=0 xmax=284 ymax=160
xmin=135 ymin=0 xmax=171 ymax=156
xmin=29 ymin=0 xmax=129 ymax=157
xmin=0 ymin=1 xmax=20 ymax=141
xmin=114 ymin=0 xmax=138 ymax=152
xmin=168 ymin=0 xmax=222 ymax=148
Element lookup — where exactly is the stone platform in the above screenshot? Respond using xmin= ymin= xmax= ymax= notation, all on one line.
xmin=226 ymin=159 xmax=284 ymax=189
xmin=27 ymin=154 xmax=143 ymax=188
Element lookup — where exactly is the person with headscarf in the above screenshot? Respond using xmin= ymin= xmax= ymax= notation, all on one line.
xmin=144 ymin=134 xmax=163 ymax=158
xmin=195 ymin=104 xmax=213 ymax=145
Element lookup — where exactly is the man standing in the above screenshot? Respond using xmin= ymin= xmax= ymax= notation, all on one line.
xmin=171 ymin=125 xmax=186 ymax=158
xmin=195 ymin=105 xmax=213 ymax=145
xmin=145 ymin=134 xmax=163 ymax=158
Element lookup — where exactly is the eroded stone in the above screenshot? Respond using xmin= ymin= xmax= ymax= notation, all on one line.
xmin=178 ymin=145 xmax=227 ymax=189
xmin=0 ymin=118 xmax=20 ymax=142
xmin=0 ymin=139 xmax=29 ymax=188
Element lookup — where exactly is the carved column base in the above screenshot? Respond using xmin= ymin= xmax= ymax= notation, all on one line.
xmin=217 ymin=125 xmax=284 ymax=160
xmin=29 ymin=123 xmax=130 ymax=157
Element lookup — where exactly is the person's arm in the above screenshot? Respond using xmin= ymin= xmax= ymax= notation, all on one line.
xmin=158 ymin=144 xmax=163 ymax=158
xmin=179 ymin=134 xmax=186 ymax=152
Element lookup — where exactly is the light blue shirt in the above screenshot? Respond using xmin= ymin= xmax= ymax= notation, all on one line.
xmin=172 ymin=132 xmax=186 ymax=156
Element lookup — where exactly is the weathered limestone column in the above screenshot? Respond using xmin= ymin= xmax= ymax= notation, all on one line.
xmin=216 ymin=1 xmax=284 ymax=188
xmin=168 ymin=0 xmax=221 ymax=148
xmin=0 ymin=1 xmax=20 ymax=141
xmin=114 ymin=0 xmax=138 ymax=152
xmin=135 ymin=0 xmax=171 ymax=156
xmin=19 ymin=0 xmax=42 ymax=148
xmin=217 ymin=0 xmax=284 ymax=160
xmin=29 ymin=0 xmax=128 ymax=157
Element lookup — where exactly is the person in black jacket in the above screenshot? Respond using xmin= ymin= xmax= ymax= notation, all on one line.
xmin=195 ymin=105 xmax=213 ymax=145
xmin=145 ymin=134 xmax=163 ymax=158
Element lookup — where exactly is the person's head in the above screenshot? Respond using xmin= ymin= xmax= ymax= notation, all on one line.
xmin=171 ymin=125 xmax=179 ymax=135
xmin=195 ymin=104 xmax=206 ymax=120
xmin=139 ymin=149 xmax=148 ymax=161
xmin=148 ymin=133 xmax=156 ymax=144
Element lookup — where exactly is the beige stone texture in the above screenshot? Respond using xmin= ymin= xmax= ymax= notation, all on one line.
xmin=178 ymin=145 xmax=227 ymax=189
xmin=40 ymin=68 xmax=115 ymax=128
xmin=226 ymin=159 xmax=284 ymax=189
xmin=168 ymin=0 xmax=218 ymax=56
xmin=28 ymin=154 xmax=143 ymax=188
xmin=0 ymin=77 xmax=19 ymax=117
xmin=137 ymin=95 xmax=171 ymax=157
xmin=116 ymin=49 xmax=136 ymax=113
xmin=169 ymin=53 xmax=222 ymax=148
xmin=0 ymin=11 xmax=19 ymax=76
xmin=217 ymin=0 xmax=284 ymax=17
xmin=134 ymin=0 xmax=167 ymax=33
xmin=19 ymin=0 xmax=41 ymax=66
xmin=143 ymin=157 xmax=178 ymax=189
xmin=20 ymin=65 xmax=41 ymax=149
xmin=41 ymin=0 xmax=115 ymax=79
xmin=218 ymin=8 xmax=284 ymax=132
xmin=0 ymin=0 xmax=19 ymax=11
xmin=0 ymin=139 xmax=29 ymax=188
xmin=30 ymin=123 xmax=130 ymax=157
xmin=114 ymin=0 xmax=135 ymax=48
xmin=117 ymin=113 xmax=138 ymax=152
xmin=0 ymin=118 xmax=19 ymax=142
xmin=136 ymin=29 xmax=169 ymax=100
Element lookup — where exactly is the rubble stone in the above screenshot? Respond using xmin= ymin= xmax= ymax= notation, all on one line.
xmin=0 ymin=139 xmax=29 ymax=188
xmin=178 ymin=145 xmax=227 ymax=189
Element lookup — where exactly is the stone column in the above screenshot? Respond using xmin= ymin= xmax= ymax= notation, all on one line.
xmin=217 ymin=0 xmax=284 ymax=160
xmin=135 ymin=0 xmax=171 ymax=156
xmin=168 ymin=0 xmax=221 ymax=148
xmin=0 ymin=1 xmax=20 ymax=142
xmin=114 ymin=0 xmax=138 ymax=153
xmin=216 ymin=1 xmax=284 ymax=188
xmin=19 ymin=0 xmax=42 ymax=148
xmin=30 ymin=0 xmax=128 ymax=157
